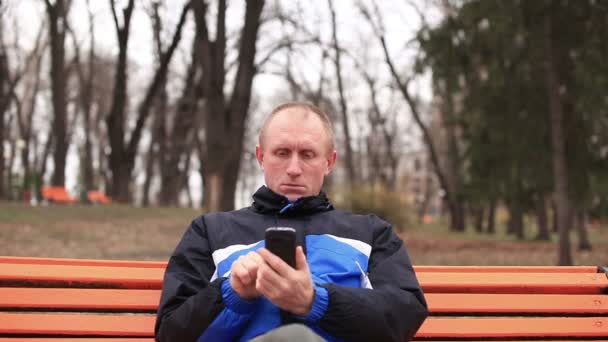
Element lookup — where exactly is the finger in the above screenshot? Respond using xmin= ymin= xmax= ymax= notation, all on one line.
xmin=234 ymin=262 xmax=253 ymax=285
xmin=241 ymin=257 xmax=259 ymax=279
xmin=258 ymin=248 xmax=291 ymax=276
xmin=295 ymin=246 xmax=309 ymax=271
xmin=256 ymin=264 xmax=282 ymax=298
xmin=247 ymin=251 xmax=264 ymax=264
xmin=257 ymin=260 xmax=282 ymax=285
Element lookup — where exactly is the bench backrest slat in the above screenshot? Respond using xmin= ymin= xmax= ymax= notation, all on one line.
xmin=0 ymin=264 xmax=163 ymax=289
xmin=0 ymin=313 xmax=154 ymax=336
xmin=419 ymin=272 xmax=608 ymax=294
xmin=2 ymin=288 xmax=606 ymax=315
xmin=0 ymin=257 xmax=166 ymax=268
xmin=417 ymin=317 xmax=608 ymax=338
xmin=415 ymin=265 xmax=600 ymax=273
xmin=426 ymin=293 xmax=608 ymax=313
xmin=0 ymin=339 xmax=154 ymax=342
xmin=0 ymin=288 xmax=159 ymax=311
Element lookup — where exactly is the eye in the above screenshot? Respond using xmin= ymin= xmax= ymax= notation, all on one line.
xmin=275 ymin=149 xmax=290 ymax=157
xmin=301 ymin=151 xmax=316 ymax=159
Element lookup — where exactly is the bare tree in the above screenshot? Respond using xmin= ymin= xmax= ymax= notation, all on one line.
xmin=0 ymin=3 xmax=23 ymax=198
xmin=42 ymin=0 xmax=70 ymax=187
xmin=13 ymin=23 xmax=47 ymax=199
xmin=194 ymin=0 xmax=265 ymax=212
xmin=0 ymin=18 xmax=9 ymax=199
xmin=142 ymin=0 xmax=169 ymax=207
xmin=328 ymin=0 xmax=356 ymax=188
xmin=159 ymin=58 xmax=201 ymax=206
xmin=359 ymin=1 xmax=466 ymax=231
xmin=106 ymin=0 xmax=135 ymax=201
xmin=356 ymin=66 xmax=399 ymax=189
xmin=157 ymin=2 xmax=204 ymax=207
xmin=68 ymin=0 xmax=96 ymax=193
xmin=106 ymin=0 xmax=190 ymax=202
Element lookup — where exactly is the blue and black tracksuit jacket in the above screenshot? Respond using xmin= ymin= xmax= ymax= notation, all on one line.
xmin=155 ymin=186 xmax=428 ymax=341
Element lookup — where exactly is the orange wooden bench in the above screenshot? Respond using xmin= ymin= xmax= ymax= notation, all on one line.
xmin=86 ymin=191 xmax=112 ymax=204
xmin=0 ymin=256 xmax=606 ymax=341
xmin=41 ymin=186 xmax=78 ymax=204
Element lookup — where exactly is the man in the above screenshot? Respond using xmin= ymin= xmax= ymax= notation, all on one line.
xmin=155 ymin=102 xmax=428 ymax=341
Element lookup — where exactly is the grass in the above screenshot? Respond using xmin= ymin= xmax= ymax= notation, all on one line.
xmin=1 ymin=202 xmax=606 ymax=266
xmin=0 ymin=202 xmax=200 ymax=260
xmin=402 ymin=217 xmax=608 ymax=266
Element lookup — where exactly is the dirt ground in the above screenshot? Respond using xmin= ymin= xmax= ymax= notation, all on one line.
xmin=1 ymin=203 xmax=606 ymax=266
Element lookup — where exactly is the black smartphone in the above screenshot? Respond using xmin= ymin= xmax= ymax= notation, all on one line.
xmin=264 ymin=227 xmax=296 ymax=268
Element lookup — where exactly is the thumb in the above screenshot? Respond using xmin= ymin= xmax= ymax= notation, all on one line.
xmin=295 ymin=246 xmax=309 ymax=271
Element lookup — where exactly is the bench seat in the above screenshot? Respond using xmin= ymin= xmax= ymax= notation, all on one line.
xmin=0 ymin=256 xmax=606 ymax=340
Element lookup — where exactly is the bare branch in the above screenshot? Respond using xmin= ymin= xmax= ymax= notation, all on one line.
xmin=360 ymin=0 xmax=455 ymax=215
xmin=127 ymin=1 xmax=191 ymax=157
xmin=109 ymin=0 xmax=120 ymax=32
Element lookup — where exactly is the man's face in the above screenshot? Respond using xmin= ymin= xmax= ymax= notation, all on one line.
xmin=256 ymin=109 xmax=337 ymax=201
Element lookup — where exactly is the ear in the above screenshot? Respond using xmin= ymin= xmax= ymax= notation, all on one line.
xmin=324 ymin=150 xmax=337 ymax=176
xmin=255 ymin=145 xmax=264 ymax=169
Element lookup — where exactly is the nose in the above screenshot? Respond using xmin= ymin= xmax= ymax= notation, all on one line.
xmin=286 ymin=155 xmax=302 ymax=177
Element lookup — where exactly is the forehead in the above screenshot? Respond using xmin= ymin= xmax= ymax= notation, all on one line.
xmin=263 ymin=109 xmax=329 ymax=147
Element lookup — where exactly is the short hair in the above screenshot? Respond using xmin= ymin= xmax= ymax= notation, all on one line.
xmin=258 ymin=102 xmax=335 ymax=152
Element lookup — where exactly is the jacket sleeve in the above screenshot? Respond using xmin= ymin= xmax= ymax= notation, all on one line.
xmin=155 ymin=216 xmax=260 ymax=341
xmin=317 ymin=217 xmax=428 ymax=342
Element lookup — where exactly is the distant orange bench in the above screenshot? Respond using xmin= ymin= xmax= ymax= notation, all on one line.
xmin=41 ymin=186 xmax=78 ymax=204
xmin=87 ymin=190 xmax=112 ymax=204
xmin=0 ymin=256 xmax=606 ymax=340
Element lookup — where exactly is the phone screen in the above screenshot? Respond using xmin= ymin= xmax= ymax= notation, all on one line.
xmin=264 ymin=227 xmax=296 ymax=268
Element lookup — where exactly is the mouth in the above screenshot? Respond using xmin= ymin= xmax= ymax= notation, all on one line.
xmin=281 ymin=184 xmax=306 ymax=190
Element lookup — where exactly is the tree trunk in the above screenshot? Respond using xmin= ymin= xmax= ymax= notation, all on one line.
xmin=45 ymin=0 xmax=69 ymax=187
xmin=160 ymin=44 xmax=201 ymax=206
xmin=543 ymin=10 xmax=573 ymax=265
xmin=575 ymin=210 xmax=592 ymax=251
xmin=551 ymin=200 xmax=558 ymax=233
xmin=81 ymin=0 xmax=96 ymax=192
xmin=486 ymin=198 xmax=496 ymax=234
xmin=106 ymin=0 xmax=134 ymax=201
xmin=417 ymin=168 xmax=433 ymax=224
xmin=142 ymin=1 xmax=169 ymax=207
xmin=195 ymin=0 xmax=265 ymax=212
xmin=18 ymin=32 xmax=45 ymax=198
xmin=507 ymin=200 xmax=525 ymax=240
xmin=473 ymin=206 xmax=484 ymax=233
xmin=38 ymin=134 xmax=53 ymax=190
xmin=535 ymin=195 xmax=551 ymax=240
xmin=328 ymin=0 xmax=356 ymax=189
xmin=0 ymin=48 xmax=8 ymax=199
xmin=7 ymin=128 xmax=16 ymax=199
xmin=443 ymin=88 xmax=466 ymax=232
xmin=141 ymin=137 xmax=157 ymax=207
xmin=106 ymin=0 xmax=188 ymax=202
xmin=448 ymin=200 xmax=466 ymax=233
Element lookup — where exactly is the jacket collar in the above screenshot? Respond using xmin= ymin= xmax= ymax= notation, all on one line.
xmin=251 ymin=186 xmax=333 ymax=216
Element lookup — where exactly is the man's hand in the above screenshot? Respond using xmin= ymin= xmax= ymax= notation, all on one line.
xmin=256 ymin=246 xmax=314 ymax=316
xmin=230 ymin=251 xmax=263 ymax=300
